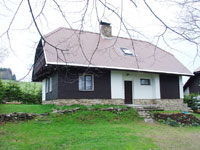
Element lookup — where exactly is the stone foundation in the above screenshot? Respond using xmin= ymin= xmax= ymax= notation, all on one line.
xmin=43 ymin=99 xmax=124 ymax=106
xmin=134 ymin=99 xmax=188 ymax=111
xmin=43 ymin=98 xmax=188 ymax=111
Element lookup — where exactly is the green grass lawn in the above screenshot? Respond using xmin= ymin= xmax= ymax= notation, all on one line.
xmin=1 ymin=104 xmax=200 ymax=150
xmin=0 ymin=104 xmax=56 ymax=114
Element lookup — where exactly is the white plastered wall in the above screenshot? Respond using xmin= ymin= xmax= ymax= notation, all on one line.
xmin=179 ymin=76 xmax=184 ymax=98
xmin=111 ymin=71 xmax=124 ymax=99
xmin=111 ymin=70 xmax=161 ymax=101
xmin=42 ymin=79 xmax=46 ymax=101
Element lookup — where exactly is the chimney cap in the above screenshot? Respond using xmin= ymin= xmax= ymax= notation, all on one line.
xmin=100 ymin=21 xmax=111 ymax=26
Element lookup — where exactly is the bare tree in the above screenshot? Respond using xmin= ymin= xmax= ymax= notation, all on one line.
xmin=0 ymin=48 xmax=8 ymax=63
xmin=0 ymin=0 xmax=200 ymax=79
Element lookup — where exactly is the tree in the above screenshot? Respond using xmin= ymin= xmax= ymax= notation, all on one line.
xmin=0 ymin=0 xmax=200 ymax=79
xmin=3 ymin=82 xmax=22 ymax=102
xmin=0 ymin=68 xmax=16 ymax=81
xmin=0 ymin=79 xmax=5 ymax=103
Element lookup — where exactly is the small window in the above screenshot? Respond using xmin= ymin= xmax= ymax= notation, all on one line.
xmin=120 ymin=48 xmax=134 ymax=56
xmin=198 ymin=79 xmax=200 ymax=86
xmin=79 ymin=74 xmax=94 ymax=91
xmin=140 ymin=79 xmax=150 ymax=85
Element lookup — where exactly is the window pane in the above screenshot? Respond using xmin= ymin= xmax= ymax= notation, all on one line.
xmin=140 ymin=79 xmax=150 ymax=85
xmin=79 ymin=76 xmax=84 ymax=90
xmin=46 ymin=78 xmax=49 ymax=93
xmin=85 ymin=75 xmax=92 ymax=90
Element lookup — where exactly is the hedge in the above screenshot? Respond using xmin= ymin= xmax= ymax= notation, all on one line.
xmin=0 ymin=79 xmax=42 ymax=104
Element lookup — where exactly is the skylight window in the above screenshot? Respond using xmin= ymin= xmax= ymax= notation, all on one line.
xmin=120 ymin=48 xmax=134 ymax=56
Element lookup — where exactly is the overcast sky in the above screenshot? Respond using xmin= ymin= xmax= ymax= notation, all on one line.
xmin=0 ymin=0 xmax=200 ymax=82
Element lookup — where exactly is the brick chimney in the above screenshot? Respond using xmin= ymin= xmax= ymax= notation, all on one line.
xmin=100 ymin=21 xmax=112 ymax=38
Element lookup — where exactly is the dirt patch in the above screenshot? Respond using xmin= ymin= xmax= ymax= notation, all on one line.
xmin=153 ymin=113 xmax=200 ymax=126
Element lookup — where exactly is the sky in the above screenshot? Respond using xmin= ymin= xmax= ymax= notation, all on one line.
xmin=0 ymin=0 xmax=200 ymax=82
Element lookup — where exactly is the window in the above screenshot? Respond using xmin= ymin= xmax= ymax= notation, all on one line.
xmin=198 ymin=79 xmax=200 ymax=86
xmin=120 ymin=48 xmax=135 ymax=56
xmin=45 ymin=77 xmax=52 ymax=93
xmin=79 ymin=74 xmax=94 ymax=91
xmin=140 ymin=79 xmax=150 ymax=85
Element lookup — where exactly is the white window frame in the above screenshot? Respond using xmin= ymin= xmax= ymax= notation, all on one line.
xmin=79 ymin=74 xmax=94 ymax=91
xmin=49 ymin=77 xmax=52 ymax=92
xmin=45 ymin=77 xmax=52 ymax=93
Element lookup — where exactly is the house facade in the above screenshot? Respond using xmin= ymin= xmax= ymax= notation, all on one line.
xmin=32 ymin=22 xmax=192 ymax=110
xmin=184 ymin=67 xmax=200 ymax=95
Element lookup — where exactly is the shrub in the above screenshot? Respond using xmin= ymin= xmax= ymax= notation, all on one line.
xmin=184 ymin=94 xmax=200 ymax=111
xmin=0 ymin=80 xmax=42 ymax=104
xmin=0 ymin=79 xmax=5 ymax=103
xmin=20 ymin=84 xmax=42 ymax=104
xmin=4 ymin=82 xmax=22 ymax=102
xmin=153 ymin=113 xmax=200 ymax=127
xmin=166 ymin=118 xmax=180 ymax=127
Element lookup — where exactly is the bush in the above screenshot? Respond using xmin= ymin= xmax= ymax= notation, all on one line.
xmin=153 ymin=113 xmax=200 ymax=127
xmin=184 ymin=94 xmax=200 ymax=111
xmin=0 ymin=79 xmax=5 ymax=103
xmin=20 ymin=83 xmax=42 ymax=104
xmin=4 ymin=82 xmax=22 ymax=102
xmin=0 ymin=80 xmax=42 ymax=104
xmin=166 ymin=118 xmax=180 ymax=127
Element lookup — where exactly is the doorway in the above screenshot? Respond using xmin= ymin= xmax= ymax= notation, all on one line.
xmin=124 ymin=81 xmax=133 ymax=104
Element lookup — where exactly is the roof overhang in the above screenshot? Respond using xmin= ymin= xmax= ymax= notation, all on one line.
xmin=46 ymin=62 xmax=193 ymax=76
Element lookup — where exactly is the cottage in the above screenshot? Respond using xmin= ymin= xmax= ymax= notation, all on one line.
xmin=184 ymin=67 xmax=200 ymax=95
xmin=32 ymin=22 xmax=192 ymax=110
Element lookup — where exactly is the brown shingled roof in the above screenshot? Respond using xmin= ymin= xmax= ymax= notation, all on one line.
xmin=42 ymin=27 xmax=192 ymax=76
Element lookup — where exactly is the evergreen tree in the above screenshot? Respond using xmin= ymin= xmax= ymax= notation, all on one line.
xmin=0 ymin=79 xmax=5 ymax=103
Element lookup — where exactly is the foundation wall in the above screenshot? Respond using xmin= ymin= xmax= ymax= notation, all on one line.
xmin=43 ymin=99 xmax=188 ymax=111
xmin=43 ymin=99 xmax=124 ymax=106
xmin=134 ymin=99 xmax=188 ymax=111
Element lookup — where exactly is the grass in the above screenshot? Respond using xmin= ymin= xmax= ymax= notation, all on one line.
xmin=0 ymin=104 xmax=127 ymax=114
xmin=1 ymin=104 xmax=200 ymax=150
xmin=0 ymin=104 xmax=56 ymax=114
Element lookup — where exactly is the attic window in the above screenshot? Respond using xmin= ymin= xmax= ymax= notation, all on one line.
xmin=120 ymin=48 xmax=134 ymax=56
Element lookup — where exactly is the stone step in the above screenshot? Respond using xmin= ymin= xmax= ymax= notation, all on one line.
xmin=127 ymin=105 xmax=164 ymax=123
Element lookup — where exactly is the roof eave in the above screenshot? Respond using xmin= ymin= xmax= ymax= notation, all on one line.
xmin=46 ymin=62 xmax=193 ymax=76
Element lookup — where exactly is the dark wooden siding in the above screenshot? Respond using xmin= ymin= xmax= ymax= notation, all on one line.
xmin=57 ymin=68 xmax=111 ymax=99
xmin=160 ymin=74 xmax=180 ymax=99
xmin=188 ymin=74 xmax=200 ymax=94
xmin=32 ymin=39 xmax=46 ymax=81
xmin=46 ymin=73 xmax=59 ymax=100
